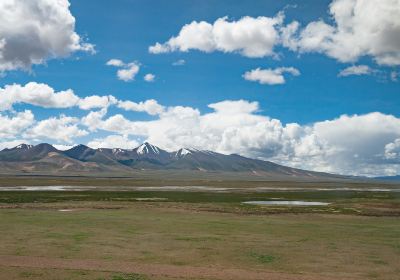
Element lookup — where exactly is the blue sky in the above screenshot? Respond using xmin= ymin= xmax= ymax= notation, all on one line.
xmin=0 ymin=0 xmax=399 ymax=176
xmin=3 ymin=0 xmax=399 ymax=123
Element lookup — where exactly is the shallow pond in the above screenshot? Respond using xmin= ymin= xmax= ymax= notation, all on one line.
xmin=242 ymin=200 xmax=331 ymax=206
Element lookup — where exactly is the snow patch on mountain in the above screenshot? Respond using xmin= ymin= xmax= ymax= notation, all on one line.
xmin=16 ymin=144 xmax=33 ymax=149
xmin=137 ymin=142 xmax=160 ymax=155
xmin=175 ymin=148 xmax=192 ymax=158
xmin=112 ymin=148 xmax=124 ymax=154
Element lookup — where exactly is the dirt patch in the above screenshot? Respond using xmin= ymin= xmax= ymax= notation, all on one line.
xmin=0 ymin=255 xmax=359 ymax=280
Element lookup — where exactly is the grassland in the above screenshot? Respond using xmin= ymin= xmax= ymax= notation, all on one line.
xmin=0 ymin=179 xmax=399 ymax=280
xmin=1 ymin=174 xmax=397 ymax=188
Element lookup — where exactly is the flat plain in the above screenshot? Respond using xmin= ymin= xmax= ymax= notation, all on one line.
xmin=0 ymin=177 xmax=399 ymax=280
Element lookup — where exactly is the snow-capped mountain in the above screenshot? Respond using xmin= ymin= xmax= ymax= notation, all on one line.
xmin=15 ymin=144 xmax=34 ymax=150
xmin=0 ymin=142 xmax=345 ymax=179
xmin=174 ymin=148 xmax=192 ymax=158
xmin=136 ymin=142 xmax=160 ymax=155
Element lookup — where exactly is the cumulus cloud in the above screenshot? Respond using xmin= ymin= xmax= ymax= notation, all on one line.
xmin=83 ymin=101 xmax=280 ymax=158
xmin=283 ymin=0 xmax=400 ymax=66
xmin=117 ymin=99 xmax=165 ymax=115
xmin=80 ymin=100 xmax=400 ymax=176
xmin=25 ymin=115 xmax=88 ymax=143
xmin=208 ymin=100 xmax=259 ymax=114
xmin=0 ymin=110 xmax=34 ymax=138
xmin=144 ymin=73 xmax=155 ymax=82
xmin=149 ymin=14 xmax=284 ymax=58
xmin=105 ymin=59 xmax=124 ymax=67
xmin=0 ymin=82 xmax=161 ymax=113
xmin=0 ymin=82 xmax=79 ymax=111
xmin=106 ymin=59 xmax=140 ymax=81
xmin=81 ymin=108 xmax=108 ymax=132
xmin=385 ymin=139 xmax=400 ymax=160
xmin=150 ymin=0 xmax=400 ymax=66
xmin=338 ymin=65 xmax=373 ymax=77
xmin=311 ymin=112 xmax=400 ymax=175
xmin=117 ymin=63 xmax=140 ymax=81
xmin=84 ymin=113 xmax=145 ymax=137
xmin=0 ymin=0 xmax=94 ymax=73
xmin=88 ymin=135 xmax=139 ymax=149
xmin=78 ymin=95 xmax=117 ymax=110
xmin=243 ymin=67 xmax=300 ymax=85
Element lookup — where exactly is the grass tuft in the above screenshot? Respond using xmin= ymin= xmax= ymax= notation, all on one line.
xmin=249 ymin=252 xmax=277 ymax=264
xmin=111 ymin=273 xmax=148 ymax=280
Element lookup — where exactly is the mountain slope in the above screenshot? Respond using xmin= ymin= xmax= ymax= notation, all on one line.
xmin=0 ymin=143 xmax=57 ymax=162
xmin=63 ymin=145 xmax=121 ymax=166
xmin=168 ymin=149 xmax=289 ymax=172
xmin=0 ymin=142 xmax=345 ymax=179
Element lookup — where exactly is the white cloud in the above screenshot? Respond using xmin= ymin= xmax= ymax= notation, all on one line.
xmin=0 ymin=0 xmax=94 ymax=73
xmin=172 ymin=59 xmax=186 ymax=66
xmin=311 ymin=112 xmax=400 ymax=175
xmin=89 ymin=114 xmax=146 ymax=137
xmin=106 ymin=59 xmax=140 ymax=82
xmin=0 ymin=110 xmax=34 ymax=138
xmin=82 ymin=101 xmax=291 ymax=159
xmin=0 ymin=82 xmax=153 ymax=112
xmin=80 ymin=100 xmax=400 ymax=176
xmin=385 ymin=138 xmax=400 ymax=160
xmin=0 ymin=82 xmax=80 ymax=111
xmin=81 ymin=108 xmax=108 ymax=132
xmin=25 ymin=115 xmax=88 ymax=143
xmin=117 ymin=63 xmax=140 ymax=81
xmin=150 ymin=0 xmax=400 ymax=66
xmin=208 ymin=100 xmax=259 ymax=114
xmin=338 ymin=65 xmax=373 ymax=77
xmin=52 ymin=144 xmax=76 ymax=151
xmin=78 ymin=95 xmax=117 ymax=110
xmin=149 ymin=14 xmax=284 ymax=58
xmin=106 ymin=59 xmax=124 ymax=67
xmin=284 ymin=0 xmax=400 ymax=66
xmin=243 ymin=67 xmax=300 ymax=85
xmin=88 ymin=135 xmax=139 ymax=149
xmin=117 ymin=99 xmax=165 ymax=115
xmin=144 ymin=73 xmax=155 ymax=82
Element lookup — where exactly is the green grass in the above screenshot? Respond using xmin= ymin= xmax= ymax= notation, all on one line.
xmin=1 ymin=174 xmax=399 ymax=188
xmin=0 ymin=189 xmax=398 ymax=203
xmin=110 ymin=274 xmax=148 ymax=280
xmin=0 ymin=186 xmax=399 ymax=279
xmin=0 ymin=203 xmax=399 ymax=278
xmin=1 ymin=189 xmax=399 ymax=216
xmin=249 ymin=252 xmax=277 ymax=264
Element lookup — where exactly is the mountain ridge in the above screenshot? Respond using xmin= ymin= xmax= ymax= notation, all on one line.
xmin=0 ymin=142 xmax=348 ymax=180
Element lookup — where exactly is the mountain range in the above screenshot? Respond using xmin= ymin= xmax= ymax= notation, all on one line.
xmin=0 ymin=142 xmax=347 ymax=180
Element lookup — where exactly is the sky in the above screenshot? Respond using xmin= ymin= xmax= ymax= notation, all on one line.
xmin=0 ymin=0 xmax=399 ymax=176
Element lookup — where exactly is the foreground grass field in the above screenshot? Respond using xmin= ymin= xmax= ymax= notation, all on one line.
xmin=0 ymin=188 xmax=399 ymax=280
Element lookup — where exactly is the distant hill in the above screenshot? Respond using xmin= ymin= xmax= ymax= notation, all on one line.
xmin=0 ymin=142 xmax=348 ymax=180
